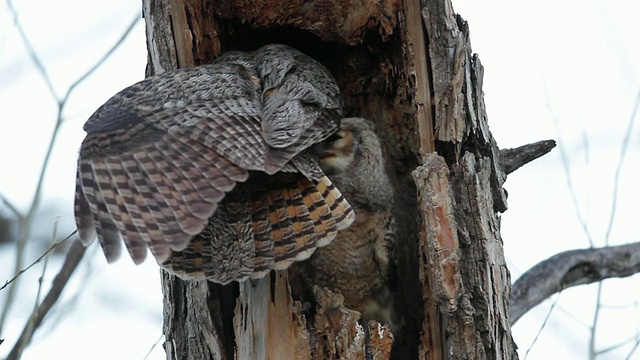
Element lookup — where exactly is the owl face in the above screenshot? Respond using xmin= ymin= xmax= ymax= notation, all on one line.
xmin=319 ymin=129 xmax=356 ymax=175
xmin=318 ymin=118 xmax=393 ymax=209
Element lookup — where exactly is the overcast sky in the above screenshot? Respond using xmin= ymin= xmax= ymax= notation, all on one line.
xmin=1 ymin=0 xmax=639 ymax=359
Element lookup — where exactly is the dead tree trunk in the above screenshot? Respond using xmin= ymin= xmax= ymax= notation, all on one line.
xmin=143 ymin=0 xmax=519 ymax=358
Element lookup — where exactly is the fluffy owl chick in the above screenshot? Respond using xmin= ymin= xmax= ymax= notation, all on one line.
xmin=292 ymin=117 xmax=396 ymax=325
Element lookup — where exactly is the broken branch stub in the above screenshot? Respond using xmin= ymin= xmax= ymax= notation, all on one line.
xmin=500 ymin=140 xmax=556 ymax=175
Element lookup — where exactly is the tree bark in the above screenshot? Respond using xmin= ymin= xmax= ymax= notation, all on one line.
xmin=144 ymin=0 xmax=519 ymax=358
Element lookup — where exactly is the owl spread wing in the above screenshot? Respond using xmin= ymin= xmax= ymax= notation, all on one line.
xmin=75 ymin=44 xmax=354 ymax=282
xmin=161 ymin=172 xmax=353 ymax=284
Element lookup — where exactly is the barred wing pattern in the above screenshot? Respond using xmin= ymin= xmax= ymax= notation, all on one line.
xmin=162 ymin=173 xmax=353 ymax=284
xmin=75 ymin=44 xmax=354 ymax=284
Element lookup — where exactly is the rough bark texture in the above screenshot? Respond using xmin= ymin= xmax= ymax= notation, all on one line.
xmin=500 ymin=140 xmax=556 ymax=175
xmin=161 ymin=272 xmax=233 ymax=359
xmin=419 ymin=1 xmax=517 ymax=359
xmin=144 ymin=0 xmax=518 ymax=358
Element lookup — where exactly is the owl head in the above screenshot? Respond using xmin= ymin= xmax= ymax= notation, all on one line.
xmin=318 ymin=117 xmax=393 ymax=209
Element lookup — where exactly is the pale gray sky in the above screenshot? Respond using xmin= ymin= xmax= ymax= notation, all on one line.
xmin=1 ymin=0 xmax=639 ymax=359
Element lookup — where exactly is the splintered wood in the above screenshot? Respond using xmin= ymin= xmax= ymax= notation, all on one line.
xmin=312 ymin=286 xmax=394 ymax=360
xmin=412 ymin=155 xmax=462 ymax=312
xmin=412 ymin=154 xmax=463 ymax=360
xmin=234 ymin=273 xmax=394 ymax=360
xmin=235 ymin=272 xmax=311 ymax=359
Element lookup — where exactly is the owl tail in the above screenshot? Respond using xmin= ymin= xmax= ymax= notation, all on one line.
xmin=161 ymin=173 xmax=354 ymax=284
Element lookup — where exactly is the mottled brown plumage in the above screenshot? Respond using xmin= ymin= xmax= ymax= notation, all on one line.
xmin=75 ymin=44 xmax=354 ymax=284
xmin=291 ymin=118 xmax=397 ymax=325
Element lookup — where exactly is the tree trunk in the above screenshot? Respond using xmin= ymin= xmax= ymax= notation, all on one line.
xmin=143 ymin=0 xmax=519 ymax=358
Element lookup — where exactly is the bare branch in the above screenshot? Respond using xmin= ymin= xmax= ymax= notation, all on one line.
xmin=510 ymin=242 xmax=640 ymax=324
xmin=6 ymin=239 xmax=86 ymax=360
xmin=499 ymin=140 xmax=556 ymax=175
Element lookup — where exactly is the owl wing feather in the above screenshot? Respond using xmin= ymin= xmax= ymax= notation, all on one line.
xmin=255 ymin=44 xmax=342 ymax=150
xmin=161 ymin=172 xmax=354 ymax=284
xmin=75 ymin=44 xmax=354 ymax=282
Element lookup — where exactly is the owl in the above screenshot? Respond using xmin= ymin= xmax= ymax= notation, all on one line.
xmin=290 ymin=118 xmax=397 ymax=325
xmin=74 ymin=44 xmax=356 ymax=284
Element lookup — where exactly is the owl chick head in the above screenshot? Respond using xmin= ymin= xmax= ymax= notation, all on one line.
xmin=318 ymin=129 xmax=355 ymax=175
xmin=318 ymin=117 xmax=393 ymax=208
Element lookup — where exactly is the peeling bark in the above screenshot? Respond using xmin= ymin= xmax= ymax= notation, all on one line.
xmin=413 ymin=155 xmax=462 ymax=313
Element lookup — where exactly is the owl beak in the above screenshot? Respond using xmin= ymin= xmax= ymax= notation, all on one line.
xmin=318 ymin=130 xmax=354 ymax=175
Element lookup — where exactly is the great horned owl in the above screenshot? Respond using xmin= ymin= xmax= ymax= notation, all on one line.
xmin=291 ymin=118 xmax=397 ymax=324
xmin=74 ymin=44 xmax=356 ymax=284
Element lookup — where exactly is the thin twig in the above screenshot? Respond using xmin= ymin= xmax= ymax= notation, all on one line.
xmin=589 ymin=282 xmax=603 ymax=359
xmin=595 ymin=333 xmax=640 ymax=356
xmin=143 ymin=333 xmax=165 ymax=360
xmin=555 ymin=303 xmax=591 ymax=329
xmin=591 ymin=87 xmax=639 ymax=359
xmin=0 ymin=195 xmax=24 ymax=222
xmin=6 ymin=239 xmax=87 ymax=360
xmin=594 ymin=87 xmax=640 ymax=360
xmin=604 ymin=87 xmax=640 ymax=246
xmin=544 ymin=80 xmax=595 ymax=248
xmin=0 ymin=230 xmax=76 ymax=292
xmin=542 ymin=76 xmax=600 ymax=359
xmin=523 ymin=294 xmax=560 ymax=360
xmin=5 ymin=0 xmax=58 ymax=101
xmin=15 ymin=223 xmax=55 ymax=359
xmin=627 ymin=337 xmax=640 ymax=360
xmin=63 ymin=13 xmax=141 ymax=104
